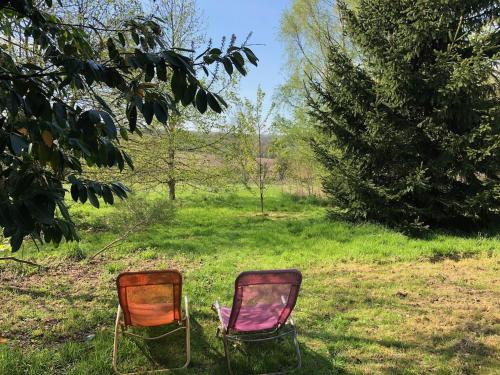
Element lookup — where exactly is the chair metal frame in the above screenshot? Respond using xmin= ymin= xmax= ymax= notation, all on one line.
xmin=112 ymin=272 xmax=191 ymax=375
xmin=213 ymin=270 xmax=302 ymax=375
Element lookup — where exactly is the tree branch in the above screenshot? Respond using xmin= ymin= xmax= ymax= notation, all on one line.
xmin=0 ymin=256 xmax=47 ymax=269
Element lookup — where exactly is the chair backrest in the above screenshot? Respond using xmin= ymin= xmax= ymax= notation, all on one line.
xmin=228 ymin=269 xmax=302 ymax=332
xmin=116 ymin=270 xmax=182 ymax=327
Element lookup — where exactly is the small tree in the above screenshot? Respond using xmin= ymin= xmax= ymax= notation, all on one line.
xmin=235 ymin=88 xmax=275 ymax=213
xmin=96 ymin=0 xmax=255 ymax=201
xmin=0 ymin=0 xmax=257 ymax=250
xmin=309 ymin=0 xmax=499 ymax=231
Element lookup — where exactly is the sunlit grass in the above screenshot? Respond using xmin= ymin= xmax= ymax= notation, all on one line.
xmin=0 ymin=186 xmax=498 ymax=374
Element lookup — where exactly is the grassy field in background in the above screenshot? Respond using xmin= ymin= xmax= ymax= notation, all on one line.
xmin=0 ymin=187 xmax=499 ymax=374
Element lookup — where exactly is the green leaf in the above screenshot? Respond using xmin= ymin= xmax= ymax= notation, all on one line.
xmin=9 ymin=134 xmax=29 ymax=156
xmin=153 ymin=101 xmax=168 ymax=123
xmin=111 ymin=182 xmax=129 ymax=200
xmin=100 ymin=111 xmax=117 ymax=138
xmin=144 ymin=63 xmax=155 ymax=82
xmin=87 ymin=188 xmax=100 ymax=208
xmin=233 ymin=62 xmax=247 ymax=76
xmin=107 ymin=38 xmax=120 ymax=63
xmin=43 ymin=228 xmax=52 ymax=244
xmin=102 ymin=67 xmax=126 ymax=91
xmin=118 ymin=32 xmax=126 ymax=47
xmin=116 ymin=149 xmax=124 ymax=171
xmin=70 ymin=184 xmax=79 ymax=202
xmin=8 ymin=91 xmax=20 ymax=116
xmin=182 ymin=82 xmax=197 ymax=106
xmin=195 ymin=89 xmax=208 ymax=114
xmin=243 ymin=47 xmax=259 ymax=66
xmin=142 ymin=101 xmax=154 ymax=125
xmin=156 ymin=59 xmax=167 ymax=81
xmin=25 ymin=90 xmax=49 ymax=117
xmin=171 ymin=69 xmax=187 ymax=102
xmin=131 ymin=31 xmax=140 ymax=45
xmin=134 ymin=48 xmax=149 ymax=68
xmin=222 ymin=57 xmax=233 ymax=75
xmin=214 ymin=93 xmax=228 ymax=108
xmin=53 ymin=101 xmax=66 ymax=122
xmin=207 ymin=92 xmax=222 ymax=113
xmin=209 ymin=48 xmax=222 ymax=55
xmin=10 ymin=232 xmax=23 ymax=252
xmin=106 ymin=144 xmax=116 ymax=167
xmin=56 ymin=199 xmax=72 ymax=224
xmin=231 ymin=51 xmax=245 ymax=67
xmin=119 ymin=127 xmax=129 ymax=140
xmin=230 ymin=54 xmax=247 ymax=76
xmin=102 ymin=185 xmax=114 ymax=205
xmin=127 ymin=103 xmax=137 ymax=132
xmin=123 ymin=151 xmax=134 ymax=170
xmin=78 ymin=185 xmax=87 ymax=204
xmin=96 ymin=143 xmax=107 ymax=166
xmin=51 ymin=226 xmax=62 ymax=244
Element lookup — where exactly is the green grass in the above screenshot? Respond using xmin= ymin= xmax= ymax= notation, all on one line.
xmin=0 ymin=187 xmax=499 ymax=374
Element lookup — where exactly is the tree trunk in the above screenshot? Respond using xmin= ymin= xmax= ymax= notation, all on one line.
xmin=168 ymin=179 xmax=176 ymax=201
xmin=166 ymin=119 xmax=176 ymax=201
xmin=258 ymin=127 xmax=264 ymax=214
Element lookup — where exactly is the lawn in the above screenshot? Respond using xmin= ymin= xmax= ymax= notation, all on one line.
xmin=0 ymin=187 xmax=499 ymax=374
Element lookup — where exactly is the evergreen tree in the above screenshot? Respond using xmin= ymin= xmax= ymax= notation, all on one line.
xmin=309 ymin=0 xmax=500 ymax=231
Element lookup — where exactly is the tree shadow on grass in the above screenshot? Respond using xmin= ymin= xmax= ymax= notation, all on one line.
xmin=117 ymin=324 xmax=188 ymax=373
xmin=300 ymin=311 xmax=499 ymax=374
xmin=118 ymin=315 xmax=226 ymax=374
xmin=1 ymin=285 xmax=105 ymax=304
xmin=120 ymin=312 xmax=337 ymax=375
xmin=190 ymin=311 xmax=336 ymax=375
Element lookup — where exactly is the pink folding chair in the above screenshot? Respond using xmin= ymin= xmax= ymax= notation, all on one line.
xmin=213 ymin=269 xmax=302 ymax=374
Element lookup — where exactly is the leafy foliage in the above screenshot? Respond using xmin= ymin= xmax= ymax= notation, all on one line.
xmin=233 ymin=88 xmax=276 ymax=213
xmin=309 ymin=0 xmax=500 ymax=232
xmin=0 ymin=0 xmax=258 ymax=250
xmin=271 ymin=114 xmax=322 ymax=196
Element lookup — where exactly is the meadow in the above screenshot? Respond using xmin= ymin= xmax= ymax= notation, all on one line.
xmin=0 ymin=187 xmax=499 ymax=374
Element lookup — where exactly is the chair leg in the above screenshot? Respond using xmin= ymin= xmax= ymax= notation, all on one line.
xmin=112 ymin=304 xmax=122 ymax=374
xmin=112 ymin=298 xmax=192 ymax=374
xmin=182 ymin=295 xmax=191 ymax=368
xmin=222 ymin=326 xmax=301 ymax=375
xmin=291 ymin=326 xmax=301 ymax=371
xmin=222 ymin=332 xmax=235 ymax=375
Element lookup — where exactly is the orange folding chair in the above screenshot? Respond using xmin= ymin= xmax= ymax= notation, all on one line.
xmin=112 ymin=270 xmax=190 ymax=374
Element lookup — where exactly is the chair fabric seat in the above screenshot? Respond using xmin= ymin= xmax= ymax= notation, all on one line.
xmin=220 ymin=303 xmax=285 ymax=332
xmin=128 ymin=302 xmax=175 ymax=327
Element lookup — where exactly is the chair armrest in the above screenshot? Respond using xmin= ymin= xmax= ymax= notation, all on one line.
xmin=213 ymin=300 xmax=226 ymax=330
xmin=281 ymin=295 xmax=295 ymax=325
xmin=184 ymin=295 xmax=190 ymax=319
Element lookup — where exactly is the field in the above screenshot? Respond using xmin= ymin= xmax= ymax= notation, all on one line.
xmin=0 ymin=187 xmax=499 ymax=374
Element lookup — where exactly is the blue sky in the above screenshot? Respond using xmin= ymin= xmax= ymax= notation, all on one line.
xmin=198 ymin=0 xmax=291 ymax=104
